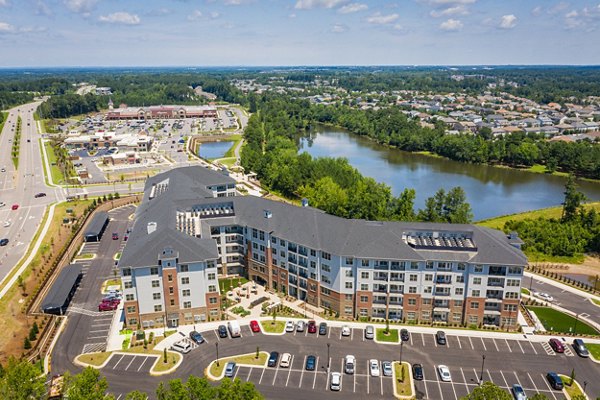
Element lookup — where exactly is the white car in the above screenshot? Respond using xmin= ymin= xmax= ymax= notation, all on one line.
xmin=330 ymin=372 xmax=341 ymax=391
xmin=369 ymin=359 xmax=380 ymax=377
xmin=341 ymin=326 xmax=351 ymax=337
xmin=534 ymin=292 xmax=554 ymax=302
xmin=0 ymin=202 xmax=5 ymax=207
xmin=3 ymin=220 xmax=11 ymax=227
xmin=438 ymin=365 xmax=452 ymax=382
xmin=285 ymin=320 xmax=295 ymax=332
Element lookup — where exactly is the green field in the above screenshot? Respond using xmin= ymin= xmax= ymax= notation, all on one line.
xmin=527 ymin=306 xmax=599 ymax=335
xmin=219 ymin=276 xmax=249 ymax=293
xmin=587 ymin=343 xmax=600 ymax=359
xmin=376 ymin=328 xmax=399 ymax=343
xmin=261 ymin=321 xmax=285 ymax=334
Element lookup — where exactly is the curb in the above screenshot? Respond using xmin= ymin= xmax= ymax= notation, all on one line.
xmin=149 ymin=350 xmax=181 ymax=376
xmin=392 ymin=361 xmax=415 ymax=399
xmin=258 ymin=321 xmax=285 ymax=336
xmin=205 ymin=351 xmax=269 ymax=381
xmin=374 ymin=328 xmax=400 ymax=345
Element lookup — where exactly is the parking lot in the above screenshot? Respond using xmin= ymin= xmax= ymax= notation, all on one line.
xmin=104 ymin=353 xmax=158 ymax=374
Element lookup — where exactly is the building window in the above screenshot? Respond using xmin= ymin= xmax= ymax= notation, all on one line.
xmin=180 ymin=265 xmax=189 ymax=272
xmin=168 ymin=274 xmax=173 ymax=282
xmin=322 ymin=252 xmax=331 ymax=260
xmin=170 ymin=299 xmax=175 ymax=306
xmin=209 ymin=297 xmax=218 ymax=304
xmin=361 ymin=271 xmax=369 ymax=279
xmin=410 ymin=262 xmax=419 ymax=270
xmin=473 ymin=277 xmax=482 ymax=285
xmin=453 ymin=313 xmax=462 ymax=322
xmin=208 ymin=285 xmax=217 ymax=292
xmin=122 ymin=268 xmax=132 ymax=276
xmin=152 ymin=280 xmax=160 ymax=288
xmin=503 ymin=304 xmax=518 ymax=312
xmin=321 ymin=275 xmax=331 ymax=284
xmin=360 ymin=295 xmax=368 ymax=302
xmin=322 ymin=264 xmax=331 ymax=273
xmin=208 ymin=273 xmax=216 ymax=280
xmin=150 ymin=267 xmax=159 ymax=275
xmin=508 ymin=266 xmax=522 ymax=275
xmin=183 ymin=301 xmax=192 ymax=309
xmin=345 ymin=270 xmax=353 ymax=277
xmin=272 ymin=237 xmax=277 ymax=244
xmin=259 ymin=231 xmax=265 ymax=240
xmin=360 ymin=308 xmax=368 ymax=316
xmin=422 ymin=298 xmax=431 ymax=305
xmin=472 ymin=290 xmax=480 ymax=297
xmin=505 ymin=292 xmax=519 ymax=299
xmin=344 ymin=307 xmax=353 ymax=314
xmin=360 ymin=284 xmax=369 ymax=291
xmin=126 ymin=306 xmax=136 ymax=313
xmin=128 ymin=319 xmax=138 ymax=326
xmin=409 ymin=286 xmax=417 ymax=293
xmin=409 ymin=274 xmax=418 ymax=282
xmin=311 ymin=249 xmax=317 ymax=257
xmin=169 ymin=287 xmax=174 ymax=294
xmin=126 ymin=294 xmax=134 ymax=301
xmin=470 ymin=302 xmax=479 ymax=309
xmin=124 ymin=281 xmax=133 ymax=289
xmin=408 ymin=298 xmax=417 ymax=306
xmin=182 ymin=289 xmax=190 ymax=297
xmin=455 ymin=288 xmax=464 ymax=295
xmin=154 ymin=305 xmax=162 ymax=312
xmin=345 ymin=282 xmax=353 ymax=289
xmin=474 ymin=265 xmax=483 ymax=273
xmin=425 ymin=274 xmax=433 ymax=281
xmin=426 ymin=262 xmax=434 ymax=270
xmin=152 ymin=293 xmax=161 ymax=300
xmin=345 ymin=294 xmax=353 ymax=301
xmin=424 ymin=286 xmax=432 ymax=294
xmin=181 ymin=277 xmax=190 ymax=285
xmin=507 ymin=279 xmax=519 ymax=287
xmin=453 ymin=300 xmax=463 ymax=307
xmin=320 ymin=287 xmax=331 ymax=295
xmin=310 ymin=261 xmax=316 ymax=269
xmin=456 ymin=275 xmax=465 ymax=283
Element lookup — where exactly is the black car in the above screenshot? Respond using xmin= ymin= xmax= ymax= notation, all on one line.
xmin=546 ymin=372 xmax=563 ymax=390
xmin=319 ymin=322 xmax=327 ymax=335
xmin=34 ymin=192 xmax=47 ymax=198
xmin=412 ymin=363 xmax=424 ymax=380
xmin=572 ymin=339 xmax=590 ymax=358
xmin=0 ymin=238 xmax=8 ymax=246
xmin=189 ymin=331 xmax=204 ymax=345
xmin=400 ymin=328 xmax=410 ymax=341
xmin=218 ymin=325 xmax=228 ymax=338
xmin=305 ymin=355 xmax=316 ymax=371
xmin=436 ymin=330 xmax=447 ymax=345
xmin=268 ymin=351 xmax=279 ymax=367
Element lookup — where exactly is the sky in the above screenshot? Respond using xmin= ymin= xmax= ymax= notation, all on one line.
xmin=0 ymin=0 xmax=599 ymax=67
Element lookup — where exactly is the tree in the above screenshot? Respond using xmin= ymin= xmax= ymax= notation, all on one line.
xmin=562 ymin=174 xmax=586 ymax=222
xmin=23 ymin=337 xmax=31 ymax=349
xmin=529 ymin=394 xmax=550 ymax=400
xmin=186 ymin=375 xmax=216 ymax=399
xmin=125 ymin=391 xmax=148 ymax=400
xmin=460 ymin=381 xmax=512 ymax=400
xmin=0 ymin=357 xmax=47 ymax=400
xmin=65 ymin=366 xmax=114 ymax=400
xmin=444 ymin=187 xmax=473 ymax=224
xmin=390 ymin=188 xmax=416 ymax=221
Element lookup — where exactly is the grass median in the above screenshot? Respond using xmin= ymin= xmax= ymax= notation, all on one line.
xmin=376 ymin=328 xmax=399 ymax=343
xmin=587 ymin=343 xmax=600 ymax=360
xmin=527 ymin=306 xmax=600 ymax=335
xmin=393 ymin=361 xmax=414 ymax=398
xmin=558 ymin=375 xmax=586 ymax=399
xmin=261 ymin=320 xmax=285 ymax=334
xmin=209 ymin=351 xmax=268 ymax=378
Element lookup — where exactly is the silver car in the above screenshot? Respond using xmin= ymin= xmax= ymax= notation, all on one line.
xmin=365 ymin=325 xmax=374 ymax=340
xmin=511 ymin=384 xmax=527 ymax=400
xmin=382 ymin=361 xmax=393 ymax=377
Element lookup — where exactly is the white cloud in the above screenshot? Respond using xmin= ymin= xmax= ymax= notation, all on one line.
xmin=531 ymin=6 xmax=542 ymax=16
xmin=295 ymin=0 xmax=347 ymax=10
xmin=35 ymin=0 xmax=53 ymax=16
xmin=210 ymin=11 xmax=220 ymax=19
xmin=331 ymin=23 xmax=347 ymax=32
xmin=367 ymin=12 xmax=399 ymax=25
xmin=63 ymin=0 xmax=97 ymax=14
xmin=188 ymin=10 xmax=203 ymax=21
xmin=338 ymin=3 xmax=367 ymax=14
xmin=289 ymin=13 xmax=297 ymax=18
xmin=565 ymin=10 xmax=578 ymax=19
xmin=0 ymin=0 xmax=9 ymax=7
xmin=98 ymin=12 xmax=141 ymax=25
xmin=430 ymin=5 xmax=469 ymax=17
xmin=0 ymin=22 xmax=15 ymax=32
xmin=424 ymin=0 xmax=476 ymax=5
xmin=499 ymin=14 xmax=517 ymax=29
xmin=439 ymin=18 xmax=463 ymax=31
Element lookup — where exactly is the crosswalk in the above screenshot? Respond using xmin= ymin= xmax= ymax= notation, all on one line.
xmin=68 ymin=304 xmax=112 ymax=317
xmin=82 ymin=343 xmax=107 ymax=354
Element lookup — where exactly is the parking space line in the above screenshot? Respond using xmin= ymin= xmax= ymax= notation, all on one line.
xmin=340 ymin=358 xmax=344 ymax=391
xmin=247 ymin=367 xmax=253 ymax=382
xmin=480 ymin=337 xmax=487 ymax=351
xmin=539 ymin=374 xmax=559 ymax=400
xmin=486 ymin=370 xmax=494 ymax=385
xmin=516 ymin=340 xmax=525 ymax=354
xmin=512 ymin=371 xmax=523 ymax=388
xmin=88 ymin=335 xmax=108 ymax=340
xmin=434 ymin=365 xmax=443 ymax=400
xmin=125 ymin=356 xmax=136 ymax=371
xmin=112 ymin=355 xmax=125 ymax=369
xmin=422 ymin=368 xmax=429 ymax=399
xmin=499 ymin=370 xmax=509 ymax=389
xmin=325 ymin=366 xmax=330 ymax=391
xmin=380 ymin=368 xmax=383 ymax=396
xmin=137 ymin=357 xmax=149 ymax=372
xmin=89 ymin=329 xmax=109 ymax=334
xmin=450 ymin=378 xmax=458 ymax=400
xmin=526 ymin=372 xmax=537 ymax=392
xmin=410 ymin=334 xmax=413 ymax=346
xmin=353 ymin=363 xmax=357 ymax=392
xmin=366 ymin=361 xmax=370 ymax=394
xmin=259 ymin=367 xmax=266 ymax=385
xmin=421 ymin=333 xmax=425 ymax=346
xmin=312 ymin=357 xmax=319 ymax=389
xmin=285 ymin=356 xmax=294 ymax=386
xmin=505 ymin=339 xmax=513 ymax=353
xmin=299 ymin=356 xmax=306 ymax=388
xmin=529 ymin=341 xmax=538 ymax=354
xmin=350 ymin=328 xmax=354 ymax=341
xmin=213 ymin=330 xmax=220 ymax=341
xmin=457 ymin=336 xmax=462 ymax=349
xmin=492 ymin=338 xmax=499 ymax=352
xmin=447 ymin=336 xmax=450 ymax=348
xmin=328 ymin=328 xmax=332 ymax=339
xmin=472 ymin=368 xmax=479 ymax=384
xmin=468 ymin=336 xmax=474 ymax=350
xmin=434 ymin=335 xmax=438 ymax=347
xmin=460 ymin=368 xmax=469 ymax=393
xmin=233 ymin=366 xmax=240 ymax=380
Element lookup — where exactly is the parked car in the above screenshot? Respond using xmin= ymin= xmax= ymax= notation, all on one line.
xmin=533 ymin=291 xmax=554 ymax=302
xmin=0 ymin=238 xmax=8 ymax=246
xmin=341 ymin=325 xmax=351 ymax=337
xmin=0 ymin=202 xmax=5 ymax=207
xmin=308 ymin=320 xmax=317 ymax=333
xmin=285 ymin=321 xmax=295 ymax=332
xmin=305 ymin=355 xmax=316 ymax=371
xmin=11 ymin=204 xmax=19 ymax=210
xmin=412 ymin=363 xmax=424 ymax=380
xmin=365 ymin=325 xmax=374 ymax=340
xmin=546 ymin=372 xmax=563 ymax=390
xmin=549 ymin=338 xmax=564 ymax=353
xmin=345 ymin=355 xmax=355 ymax=375
xmin=280 ymin=353 xmax=292 ymax=368
xmin=369 ymin=359 xmax=380 ymax=377
xmin=171 ymin=341 xmax=192 ymax=354
xmin=438 ymin=365 xmax=452 ymax=382
xmin=382 ymin=361 xmax=393 ymax=377
xmin=400 ymin=329 xmax=410 ymax=341
xmin=34 ymin=192 xmax=47 ymax=198
xmin=112 ymin=232 xmax=119 ymax=240
xmin=511 ymin=384 xmax=527 ymax=400
xmin=189 ymin=331 xmax=204 ymax=345
xmin=296 ymin=320 xmax=305 ymax=332
xmin=224 ymin=362 xmax=236 ymax=378
xmin=436 ymin=331 xmax=447 ymax=345
xmin=572 ymin=339 xmax=590 ymax=358
xmin=318 ymin=322 xmax=327 ymax=335
xmin=98 ymin=301 xmax=117 ymax=311
xmin=250 ymin=320 xmax=261 ymax=333
xmin=330 ymin=372 xmax=341 ymax=391
xmin=3 ymin=220 xmax=10 ymax=227
xmin=268 ymin=351 xmax=279 ymax=367
xmin=218 ymin=325 xmax=228 ymax=338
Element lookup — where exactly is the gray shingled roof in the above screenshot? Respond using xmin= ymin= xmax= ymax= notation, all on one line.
xmin=120 ymin=166 xmax=527 ymax=269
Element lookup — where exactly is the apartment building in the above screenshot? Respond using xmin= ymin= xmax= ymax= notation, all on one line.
xmin=120 ymin=166 xmax=527 ymax=329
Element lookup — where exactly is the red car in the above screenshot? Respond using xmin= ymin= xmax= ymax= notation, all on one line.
xmin=549 ymin=338 xmax=565 ymax=353
xmin=308 ymin=320 xmax=317 ymax=334
xmin=98 ymin=301 xmax=118 ymax=311
xmin=250 ymin=320 xmax=260 ymax=333
xmin=11 ymin=204 xmax=19 ymax=210
xmin=112 ymin=232 xmax=119 ymax=240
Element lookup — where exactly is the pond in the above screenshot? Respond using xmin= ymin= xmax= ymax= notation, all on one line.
xmin=198 ymin=141 xmax=233 ymax=160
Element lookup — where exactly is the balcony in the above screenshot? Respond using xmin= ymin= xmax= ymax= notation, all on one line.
xmin=390 ymin=274 xmax=404 ymax=282
xmin=488 ymin=278 xmax=504 ymax=288
xmin=299 ymin=270 xmax=308 ymax=279
xmin=288 ymin=255 xmax=297 ymax=264
xmin=435 ymin=279 xmax=452 ymax=285
xmin=374 ymin=263 xmax=389 ymax=270
xmin=374 ymin=275 xmax=388 ymax=282
xmin=288 ymin=267 xmax=298 ymax=275
xmin=287 ymin=244 xmax=297 ymax=253
xmin=489 ymin=267 xmax=507 ymax=276
xmin=486 ymin=290 xmax=503 ymax=300
xmin=434 ymin=290 xmax=451 ymax=296
xmin=298 ymin=247 xmax=308 ymax=257
xmin=389 ymin=287 xmax=403 ymax=294
xmin=374 ymin=285 xmax=388 ymax=293
xmin=373 ymin=298 xmax=387 ymax=305
xmin=434 ymin=301 xmax=449 ymax=308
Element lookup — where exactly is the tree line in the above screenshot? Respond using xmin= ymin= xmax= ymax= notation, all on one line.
xmin=240 ymin=96 xmax=473 ymax=223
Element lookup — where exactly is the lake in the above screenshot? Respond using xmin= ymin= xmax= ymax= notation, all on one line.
xmin=198 ymin=141 xmax=233 ymax=159
xmin=298 ymin=126 xmax=600 ymax=220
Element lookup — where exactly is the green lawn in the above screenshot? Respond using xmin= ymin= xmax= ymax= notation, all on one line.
xmin=376 ymin=328 xmax=399 ymax=343
xmin=558 ymin=375 xmax=586 ymax=398
xmin=209 ymin=352 xmax=268 ymax=377
xmin=591 ymin=298 xmax=600 ymax=307
xmin=527 ymin=306 xmax=599 ymax=335
xmin=44 ymin=142 xmax=68 ymax=183
xmin=393 ymin=362 xmax=414 ymax=398
xmin=587 ymin=343 xmax=600 ymax=360
xmin=261 ymin=320 xmax=285 ymax=334
xmin=219 ymin=276 xmax=249 ymax=293
xmin=521 ymin=288 xmax=530 ymax=296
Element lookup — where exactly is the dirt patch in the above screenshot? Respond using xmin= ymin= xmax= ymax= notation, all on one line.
xmin=531 ymin=254 xmax=600 ymax=276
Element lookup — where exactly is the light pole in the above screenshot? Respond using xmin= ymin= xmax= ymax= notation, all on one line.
xmin=327 ymin=343 xmax=331 ymax=370
xmin=399 ymin=340 xmax=404 ymax=365
xmin=479 ymin=354 xmax=486 ymax=385
xmin=529 ymin=275 xmax=533 ymax=292
xmin=583 ymin=380 xmax=587 ymax=395
xmin=216 ymin=342 xmax=220 ymax=366
xmin=574 ymin=313 xmax=579 ymax=335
